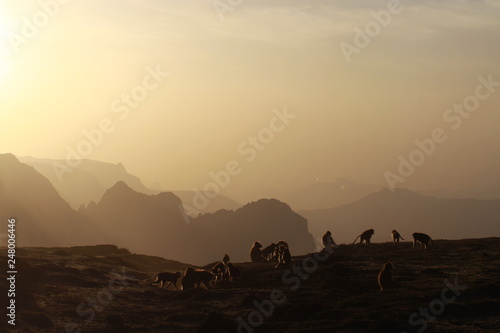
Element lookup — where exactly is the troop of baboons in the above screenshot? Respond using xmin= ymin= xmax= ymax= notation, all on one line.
xmin=350 ymin=229 xmax=433 ymax=250
xmin=211 ymin=254 xmax=241 ymax=285
xmin=348 ymin=229 xmax=433 ymax=290
xmin=144 ymin=229 xmax=433 ymax=292
xmin=145 ymin=254 xmax=242 ymax=291
xmin=250 ymin=240 xmax=291 ymax=268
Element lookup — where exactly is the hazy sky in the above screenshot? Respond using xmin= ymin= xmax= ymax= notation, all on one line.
xmin=1 ymin=0 xmax=499 ymax=198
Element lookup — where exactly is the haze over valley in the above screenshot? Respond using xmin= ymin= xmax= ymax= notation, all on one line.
xmin=2 ymin=153 xmax=500 ymax=265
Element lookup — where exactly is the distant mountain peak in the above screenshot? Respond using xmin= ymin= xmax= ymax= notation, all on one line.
xmin=109 ymin=180 xmax=132 ymax=191
xmin=96 ymin=180 xmax=183 ymax=211
xmin=241 ymin=199 xmax=288 ymax=213
xmin=115 ymin=162 xmax=126 ymax=171
xmin=0 ymin=153 xmax=19 ymax=164
xmin=97 ymin=181 xmax=142 ymax=204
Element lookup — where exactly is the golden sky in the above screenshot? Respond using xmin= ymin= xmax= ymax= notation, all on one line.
xmin=1 ymin=0 xmax=499 ymax=198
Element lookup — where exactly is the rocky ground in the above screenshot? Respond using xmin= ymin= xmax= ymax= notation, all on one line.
xmin=1 ymin=239 xmax=500 ymax=332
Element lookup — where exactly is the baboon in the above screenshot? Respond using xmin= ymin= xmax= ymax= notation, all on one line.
xmin=353 ymin=229 xmax=374 ymax=245
xmin=262 ymin=243 xmax=277 ymax=261
xmin=222 ymin=254 xmax=230 ymax=266
xmin=277 ymin=240 xmax=289 ymax=249
xmin=211 ymin=262 xmax=226 ymax=285
xmin=250 ymin=241 xmax=263 ymax=262
xmin=322 ymin=231 xmax=337 ymax=251
xmin=182 ymin=268 xmax=214 ymax=290
xmin=275 ymin=245 xmax=291 ymax=268
xmin=227 ymin=263 xmax=241 ymax=281
xmin=378 ymin=262 xmax=399 ymax=291
xmin=412 ymin=232 xmax=433 ymax=250
xmin=147 ymin=271 xmax=181 ymax=290
xmin=391 ymin=230 xmax=405 ymax=245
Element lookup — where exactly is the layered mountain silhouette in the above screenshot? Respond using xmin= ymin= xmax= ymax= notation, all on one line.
xmin=1 ymin=155 xmax=314 ymax=264
xmin=302 ymin=188 xmax=500 ymax=245
xmin=79 ymin=181 xmax=190 ymax=260
xmin=0 ymin=154 xmax=90 ymax=246
xmin=4 ymin=153 xmax=500 ymax=266
xmin=80 ymin=182 xmax=315 ymax=264
xmin=18 ymin=156 xmax=153 ymax=209
xmin=19 ymin=156 xmax=241 ymax=213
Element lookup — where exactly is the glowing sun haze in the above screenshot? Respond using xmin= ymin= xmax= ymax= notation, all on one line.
xmin=1 ymin=0 xmax=499 ymax=199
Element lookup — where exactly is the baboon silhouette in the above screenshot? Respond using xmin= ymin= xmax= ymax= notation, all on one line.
xmin=391 ymin=230 xmax=405 ymax=245
xmin=353 ymin=229 xmax=374 ymax=245
xmin=227 ymin=263 xmax=241 ymax=281
xmin=378 ymin=262 xmax=399 ymax=291
xmin=412 ymin=232 xmax=433 ymax=250
xmin=262 ymin=243 xmax=277 ymax=261
xmin=182 ymin=268 xmax=214 ymax=290
xmin=275 ymin=245 xmax=291 ymax=268
xmin=147 ymin=272 xmax=181 ymax=290
xmin=210 ymin=262 xmax=226 ymax=285
xmin=250 ymin=241 xmax=263 ymax=262
xmin=322 ymin=230 xmax=337 ymax=250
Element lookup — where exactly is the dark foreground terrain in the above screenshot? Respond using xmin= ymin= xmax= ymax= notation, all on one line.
xmin=1 ymin=239 xmax=500 ymax=332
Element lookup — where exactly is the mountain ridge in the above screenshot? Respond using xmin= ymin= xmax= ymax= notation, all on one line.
xmin=302 ymin=187 xmax=500 ymax=245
